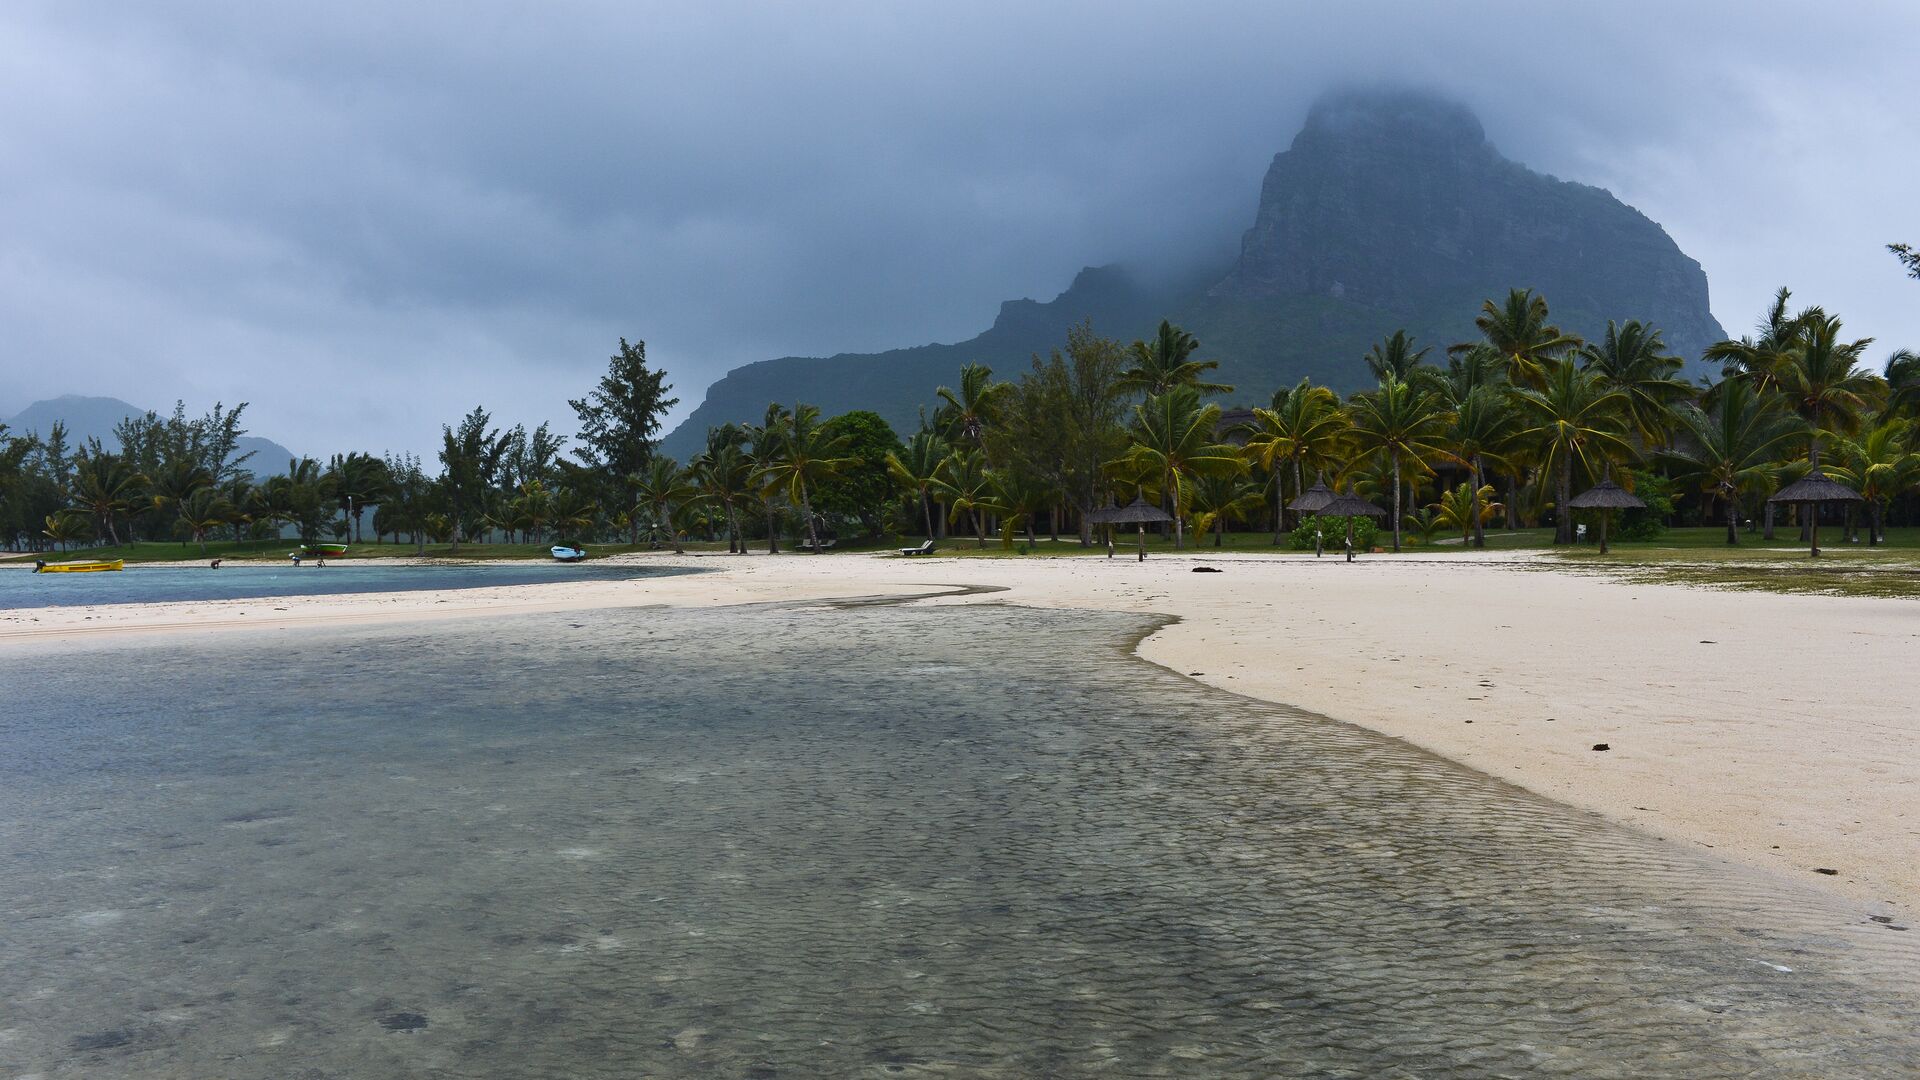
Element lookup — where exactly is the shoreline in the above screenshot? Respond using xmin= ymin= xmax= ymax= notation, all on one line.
xmin=4 ymin=549 xmax=1915 ymax=914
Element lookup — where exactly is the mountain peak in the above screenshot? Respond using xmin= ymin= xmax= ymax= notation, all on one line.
xmin=1297 ymin=88 xmax=1487 ymax=152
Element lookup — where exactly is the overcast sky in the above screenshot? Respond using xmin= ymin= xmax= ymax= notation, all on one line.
xmin=2 ymin=1 xmax=1915 ymax=459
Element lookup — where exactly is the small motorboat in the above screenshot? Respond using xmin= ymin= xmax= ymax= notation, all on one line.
xmin=551 ymin=545 xmax=587 ymax=562
xmin=34 ymin=559 xmax=124 ymax=573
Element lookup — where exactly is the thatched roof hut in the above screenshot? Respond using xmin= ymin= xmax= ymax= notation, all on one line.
xmin=1767 ymin=467 xmax=1862 ymax=558
xmin=1101 ymin=496 xmax=1174 ymax=525
xmin=1769 ymin=469 xmax=1863 ymax=505
xmin=1288 ymin=478 xmax=1336 ymax=515
xmin=1568 ymin=479 xmax=1646 ymax=510
xmin=1319 ymin=492 xmax=1387 ymax=518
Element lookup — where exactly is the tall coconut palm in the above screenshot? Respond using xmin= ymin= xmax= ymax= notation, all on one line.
xmin=929 ymin=447 xmax=998 ymax=547
xmin=1579 ymin=320 xmax=1692 ymax=449
xmin=755 ymin=404 xmax=853 ymax=553
xmin=690 ymin=424 xmax=753 ymax=553
xmin=1832 ymin=419 xmax=1917 ymax=546
xmin=1441 ymin=385 xmax=1517 ymax=549
xmin=1886 ymin=349 xmax=1920 ymax=418
xmin=1118 ymin=320 xmax=1233 ymax=397
xmin=1704 ymin=287 xmax=1812 ymax=386
xmin=1363 ymin=329 xmax=1433 ymax=385
xmin=633 ymin=457 xmax=696 ymax=553
xmin=1770 ymin=311 xmax=1884 ymax=468
xmin=1662 ymin=379 xmax=1800 ymax=544
xmin=1348 ymin=375 xmax=1451 ymax=552
xmin=1244 ymin=379 xmax=1347 ymax=540
xmin=885 ymin=429 xmax=949 ymax=540
xmin=1114 ymin=387 xmax=1246 ymax=549
xmin=933 ymin=363 xmax=1012 ymax=449
xmin=1514 ymin=360 xmax=1635 ymax=544
xmin=1453 ymin=288 xmax=1581 ymax=389
xmin=745 ymin=404 xmax=792 ymax=553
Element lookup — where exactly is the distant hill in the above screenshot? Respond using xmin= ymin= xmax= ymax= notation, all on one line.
xmin=660 ymin=88 xmax=1725 ymax=460
xmin=3 ymin=395 xmax=299 ymax=476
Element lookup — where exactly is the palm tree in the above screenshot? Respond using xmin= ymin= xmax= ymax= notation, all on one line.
xmin=690 ymin=424 xmax=753 ymax=553
xmin=929 ymin=447 xmax=998 ymax=547
xmin=176 ymin=487 xmax=234 ymax=555
xmin=1243 ymin=379 xmax=1347 ymax=540
xmin=933 ymin=363 xmax=1012 ymax=448
xmin=1432 ymin=482 xmax=1502 ymax=545
xmin=1662 ymin=379 xmax=1799 ymax=545
xmin=549 ymin=488 xmax=598 ymax=541
xmin=324 ymin=452 xmax=389 ymax=544
xmin=1439 ymin=386 xmax=1517 ymax=550
xmin=1514 ymin=360 xmax=1635 ymax=544
xmin=70 ymin=452 xmax=145 ymax=546
xmin=1886 ymin=349 xmax=1920 ymax=418
xmin=755 ymin=404 xmax=853 ymax=553
xmin=1771 ymin=311 xmax=1885 ymax=468
xmin=1348 ymin=375 xmax=1451 ymax=552
xmin=1363 ymin=330 xmax=1433 ymax=385
xmin=146 ymin=459 xmax=215 ymax=539
xmin=745 ymin=404 xmax=792 ymax=553
xmin=1114 ymin=387 xmax=1246 ymax=549
xmin=988 ymin=468 xmax=1052 ymax=548
xmin=1118 ymin=320 xmax=1233 ymax=397
xmin=633 ymin=457 xmax=695 ymax=553
xmin=42 ymin=511 xmax=90 ymax=551
xmin=885 ymin=429 xmax=948 ymax=540
xmin=1188 ymin=473 xmax=1265 ymax=546
xmin=1579 ymin=320 xmax=1692 ymax=449
xmin=1832 ymin=419 xmax=1917 ymax=546
xmin=1704 ymin=287 xmax=1812 ymax=386
xmin=1453 ymin=288 xmax=1581 ymax=389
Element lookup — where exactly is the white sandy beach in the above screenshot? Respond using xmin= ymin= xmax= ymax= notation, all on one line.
xmin=3 ymin=550 xmax=1914 ymax=913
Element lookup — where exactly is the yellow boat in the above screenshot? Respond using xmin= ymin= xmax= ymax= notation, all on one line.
xmin=34 ymin=559 xmax=124 ymax=573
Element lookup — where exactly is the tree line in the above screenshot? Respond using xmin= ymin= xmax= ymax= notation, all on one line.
xmin=4 ymin=273 xmax=1916 ymax=556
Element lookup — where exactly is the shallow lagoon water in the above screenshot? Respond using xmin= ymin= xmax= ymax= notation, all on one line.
xmin=1 ymin=600 xmax=1916 ymax=1077
xmin=0 ymin=561 xmax=689 ymax=609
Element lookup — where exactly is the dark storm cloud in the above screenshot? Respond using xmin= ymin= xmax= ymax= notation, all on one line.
xmin=1 ymin=1 xmax=1915 ymax=457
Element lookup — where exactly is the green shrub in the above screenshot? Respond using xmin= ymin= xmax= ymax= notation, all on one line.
xmin=1288 ymin=514 xmax=1379 ymax=551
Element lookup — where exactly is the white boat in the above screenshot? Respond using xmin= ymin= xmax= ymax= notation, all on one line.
xmin=551 ymin=545 xmax=586 ymax=562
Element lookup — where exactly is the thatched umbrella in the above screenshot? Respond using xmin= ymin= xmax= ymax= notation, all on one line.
xmin=1567 ymin=478 xmax=1645 ymax=556
xmin=1103 ymin=496 xmax=1174 ymax=562
xmin=1768 ymin=468 xmax=1863 ymax=558
xmin=1318 ymin=488 xmax=1387 ymax=562
xmin=1286 ymin=476 xmax=1336 ymax=555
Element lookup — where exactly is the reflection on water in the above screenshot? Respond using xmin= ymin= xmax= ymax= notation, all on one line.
xmin=0 ymin=602 xmax=1915 ymax=1078
xmin=0 ymin=561 xmax=693 ymax=609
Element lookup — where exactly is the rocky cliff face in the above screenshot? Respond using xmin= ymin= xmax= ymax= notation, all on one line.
xmin=660 ymin=90 xmax=1725 ymax=458
xmin=1208 ymin=89 xmax=1723 ymax=359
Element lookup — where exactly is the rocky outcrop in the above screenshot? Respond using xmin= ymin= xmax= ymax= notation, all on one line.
xmin=660 ymin=89 xmax=1725 ymax=457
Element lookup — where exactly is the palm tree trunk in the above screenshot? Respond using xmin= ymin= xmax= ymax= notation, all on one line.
xmin=972 ymin=507 xmax=986 ymax=548
xmin=1871 ymin=501 xmax=1883 ymax=546
xmin=1763 ymin=498 xmax=1776 ymax=540
xmin=1725 ymin=487 xmax=1739 ymax=545
xmin=921 ymin=488 xmax=934 ymax=539
xmin=799 ymin=484 xmax=820 ymax=553
xmin=1391 ymin=452 xmax=1403 ymax=553
xmin=1470 ymin=457 xmax=1487 ymax=549
xmin=765 ymin=506 xmax=780 ymax=553
xmin=1555 ymin=457 xmax=1573 ymax=545
xmin=667 ymin=500 xmax=685 ymax=554
xmin=1272 ymin=467 xmax=1286 ymax=545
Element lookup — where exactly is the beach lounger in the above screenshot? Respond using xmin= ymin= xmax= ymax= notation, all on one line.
xmin=899 ymin=540 xmax=936 ymax=556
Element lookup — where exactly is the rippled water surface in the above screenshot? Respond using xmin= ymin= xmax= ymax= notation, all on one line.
xmin=1 ymin=601 xmax=1915 ymax=1078
xmin=0 ymin=561 xmax=691 ymax=609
